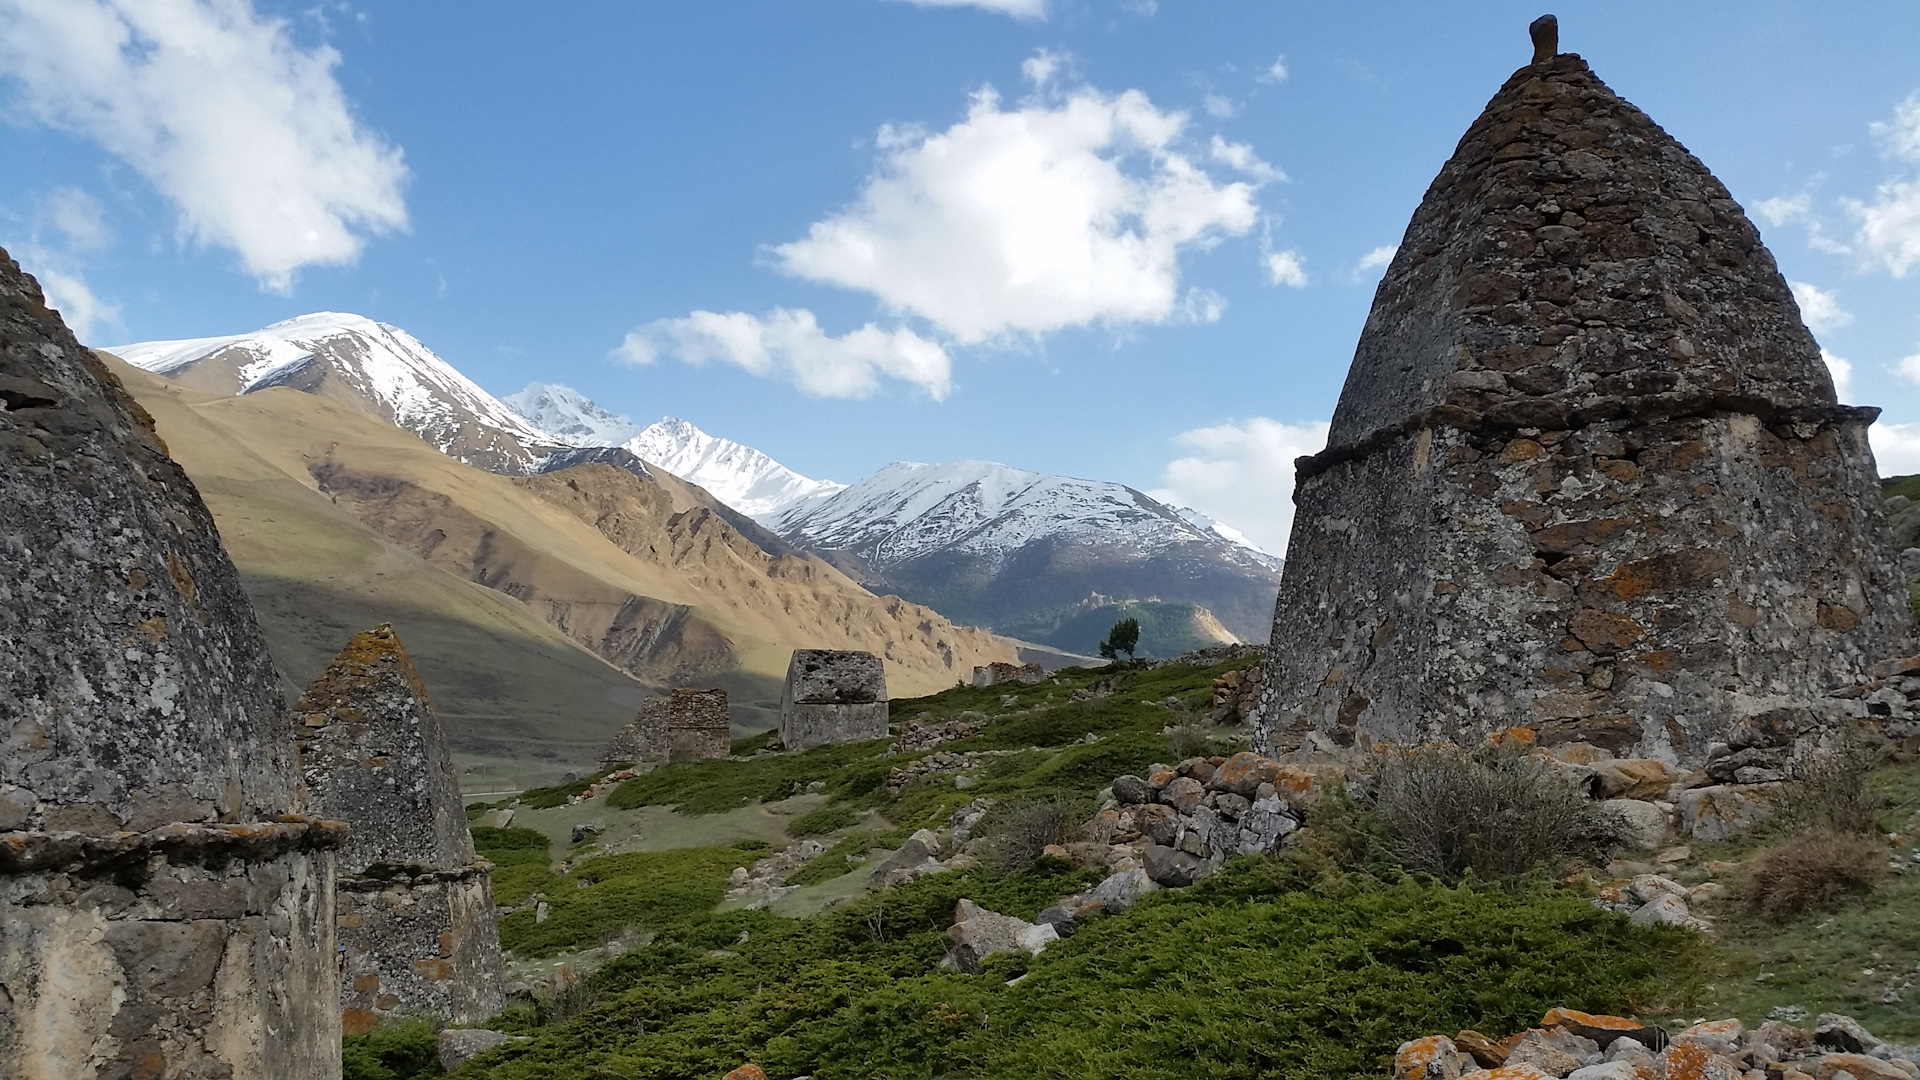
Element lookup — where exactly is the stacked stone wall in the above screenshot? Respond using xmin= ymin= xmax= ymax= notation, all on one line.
xmin=780 ymin=650 xmax=889 ymax=750
xmin=0 ymin=246 xmax=343 ymax=1077
xmin=664 ymin=687 xmax=731 ymax=761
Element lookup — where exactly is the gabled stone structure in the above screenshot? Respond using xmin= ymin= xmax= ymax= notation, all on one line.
xmin=1253 ymin=30 xmax=1913 ymax=765
xmin=780 ymin=649 xmax=890 ymax=750
xmin=294 ymin=624 xmax=504 ymax=1032
xmin=600 ymin=687 xmax=732 ymax=766
xmin=0 ymin=246 xmax=345 ymax=1077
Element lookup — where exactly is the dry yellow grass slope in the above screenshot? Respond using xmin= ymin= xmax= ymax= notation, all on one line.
xmin=105 ymin=356 xmax=1020 ymax=787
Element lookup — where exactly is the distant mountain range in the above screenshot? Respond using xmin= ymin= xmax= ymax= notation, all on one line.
xmin=109 ymin=313 xmax=1283 ymax=657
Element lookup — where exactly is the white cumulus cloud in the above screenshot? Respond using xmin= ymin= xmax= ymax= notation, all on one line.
xmin=1872 ymin=92 xmax=1920 ymax=163
xmin=1149 ymin=417 xmax=1330 ymax=555
xmin=1208 ymin=135 xmax=1283 ymax=182
xmin=771 ymin=83 xmax=1264 ymax=344
xmin=1821 ymin=348 xmax=1853 ymax=403
xmin=1872 ymin=421 xmax=1920 ymax=477
xmin=0 ymin=0 xmax=408 ymax=291
xmin=1355 ymin=244 xmax=1398 ymax=274
xmin=30 ymin=260 xmax=118 ymax=343
xmin=888 ymin=0 xmax=1045 ymax=18
xmin=1789 ymin=280 xmax=1853 ymax=333
xmin=1848 ymin=179 xmax=1920 ymax=276
xmin=1895 ymin=349 xmax=1920 ymax=386
xmin=1258 ymin=55 xmax=1288 ymax=84
xmin=1021 ymin=48 xmax=1062 ymax=87
xmin=1265 ymin=249 xmax=1307 ymax=288
xmin=1203 ymin=94 xmax=1236 ymax=119
xmin=615 ymin=308 xmax=952 ymax=401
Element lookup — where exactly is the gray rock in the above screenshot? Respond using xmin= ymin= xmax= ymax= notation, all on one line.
xmin=1112 ymin=775 xmax=1153 ymax=805
xmin=571 ymin=820 xmax=605 ymax=844
xmin=1142 ymin=842 xmax=1208 ymax=887
xmin=1087 ymin=868 xmax=1159 ymax=913
xmin=1160 ymin=776 xmax=1207 ymax=813
xmin=1567 ymin=1063 xmax=1640 ymax=1080
xmin=1817 ymin=1014 xmax=1886 ymax=1056
xmin=1602 ymin=799 xmax=1668 ymax=851
xmin=439 ymin=1028 xmax=516 ymax=1072
xmin=1679 ymin=784 xmax=1781 ymax=842
xmin=944 ymin=899 xmax=1057 ymax=973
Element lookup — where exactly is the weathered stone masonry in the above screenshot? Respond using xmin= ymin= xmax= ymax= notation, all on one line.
xmin=599 ymin=687 xmax=732 ymax=766
xmin=295 ymin=625 xmax=504 ymax=1032
xmin=1254 ymin=52 xmax=1913 ymax=765
xmin=780 ymin=649 xmax=889 ymax=750
xmin=0 ymin=245 xmax=344 ymax=1078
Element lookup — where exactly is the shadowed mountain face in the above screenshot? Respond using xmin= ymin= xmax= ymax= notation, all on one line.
xmin=105 ymin=358 xmax=1022 ymax=789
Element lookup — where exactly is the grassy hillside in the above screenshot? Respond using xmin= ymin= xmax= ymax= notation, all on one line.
xmin=341 ymin=654 xmax=1920 ymax=1080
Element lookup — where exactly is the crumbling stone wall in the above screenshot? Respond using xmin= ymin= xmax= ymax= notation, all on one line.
xmin=600 ymin=687 xmax=731 ymax=765
xmin=663 ymin=687 xmax=731 ymax=761
xmin=972 ymin=661 xmax=1045 ymax=688
xmin=0 ymin=245 xmax=343 ymax=1077
xmin=780 ymin=649 xmax=889 ymax=750
xmin=1254 ymin=52 xmax=1912 ymax=765
xmin=295 ymin=625 xmax=503 ymax=1030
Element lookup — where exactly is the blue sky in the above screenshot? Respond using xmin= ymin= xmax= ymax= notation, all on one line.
xmin=4 ymin=1 xmax=1920 ymax=551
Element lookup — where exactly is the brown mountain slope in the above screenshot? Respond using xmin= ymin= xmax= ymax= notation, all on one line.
xmin=108 ymin=359 xmax=650 ymax=792
xmin=105 ymin=356 xmax=1020 ymax=781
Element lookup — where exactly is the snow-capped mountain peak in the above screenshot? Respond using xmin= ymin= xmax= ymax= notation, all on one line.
xmin=622 ymin=417 xmax=844 ymax=523
xmin=775 ymin=458 xmax=1226 ymax=564
xmin=1172 ymin=506 xmax=1283 ymax=569
xmin=108 ymin=312 xmax=559 ymax=472
xmin=504 ymin=382 xmax=644 ymax=447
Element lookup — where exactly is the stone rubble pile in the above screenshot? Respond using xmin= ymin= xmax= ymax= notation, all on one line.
xmin=1094 ymin=751 xmax=1340 ymax=886
xmin=565 ymin=768 xmax=638 ymax=805
xmin=971 ymin=661 xmax=1047 ymax=688
xmin=1393 ymin=1009 xmax=1916 ymax=1080
xmin=894 ymin=713 xmax=987 ymax=753
xmin=725 ymin=839 xmax=829 ymax=908
xmin=885 ymin=748 xmax=1016 ymax=792
xmin=1210 ymin=664 xmax=1265 ymax=725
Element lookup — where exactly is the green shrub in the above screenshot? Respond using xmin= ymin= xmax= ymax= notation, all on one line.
xmin=516 ymin=772 xmax=608 ymax=810
xmin=496 ymin=843 xmax=766 ymax=957
xmin=467 ymin=861 xmax=1694 ymax=1080
xmin=607 ymin=740 xmax=891 ymax=814
xmin=1366 ymin=744 xmax=1618 ymax=880
xmin=978 ymin=796 xmax=1085 ymax=872
xmin=787 ymin=804 xmax=858 ymax=837
xmin=471 ymin=825 xmax=551 ymax=851
xmin=1739 ymin=827 xmax=1890 ymax=918
xmin=342 ymin=1017 xmax=442 ymax=1080
xmin=1783 ymin=738 xmax=1888 ymax=836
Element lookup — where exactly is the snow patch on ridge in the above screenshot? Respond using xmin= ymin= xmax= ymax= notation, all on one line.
xmin=505 ymin=382 xmax=644 ymax=447
xmin=624 ymin=417 xmax=845 ymax=523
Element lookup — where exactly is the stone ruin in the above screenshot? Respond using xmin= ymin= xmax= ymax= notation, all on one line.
xmin=1253 ymin=33 xmax=1914 ymax=766
xmin=971 ymin=660 xmax=1046 ymax=688
xmin=293 ymin=624 xmax=504 ymax=1033
xmin=599 ymin=687 xmax=732 ymax=767
xmin=0 ymin=246 xmax=345 ymax=1076
xmin=780 ymin=649 xmax=889 ymax=750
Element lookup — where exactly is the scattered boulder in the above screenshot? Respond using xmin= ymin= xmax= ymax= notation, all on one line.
xmin=438 ymin=1028 xmax=516 ymax=1072
xmin=1112 ymin=774 xmax=1154 ymax=805
xmin=944 ymin=899 xmax=1057 ymax=973
xmin=870 ymin=830 xmax=947 ymax=888
xmin=1814 ymin=1014 xmax=1887 ymax=1057
xmin=1142 ymin=842 xmax=1209 ymax=887
xmin=721 ymin=1065 xmax=769 ymax=1080
xmin=1394 ymin=1034 xmax=1474 ymax=1080
xmin=1591 ymin=759 xmax=1686 ymax=801
xmin=571 ymin=819 xmax=605 ymax=844
xmin=1678 ymin=783 xmax=1781 ymax=841
xmin=1600 ymin=799 xmax=1668 ymax=851
xmin=1087 ymin=868 xmax=1159 ymax=913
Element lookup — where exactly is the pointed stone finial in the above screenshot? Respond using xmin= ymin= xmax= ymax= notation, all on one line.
xmin=1530 ymin=14 xmax=1559 ymax=63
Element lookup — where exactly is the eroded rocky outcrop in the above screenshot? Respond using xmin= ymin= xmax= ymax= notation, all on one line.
xmin=0 ymin=246 xmax=344 ymax=1077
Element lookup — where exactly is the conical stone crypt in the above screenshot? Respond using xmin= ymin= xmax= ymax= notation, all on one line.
xmin=1252 ymin=26 xmax=1914 ymax=764
xmin=0 ymin=246 xmax=344 ymax=1077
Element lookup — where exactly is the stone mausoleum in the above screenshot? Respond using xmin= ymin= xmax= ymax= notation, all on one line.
xmin=0 ymin=247 xmax=345 ymax=1078
xmin=599 ymin=686 xmax=733 ymax=766
xmin=1254 ymin=24 xmax=1913 ymax=765
xmin=294 ymin=624 xmax=504 ymax=1032
xmin=780 ymin=649 xmax=890 ymax=750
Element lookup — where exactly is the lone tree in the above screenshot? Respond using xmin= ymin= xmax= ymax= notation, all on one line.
xmin=1098 ymin=617 xmax=1141 ymax=661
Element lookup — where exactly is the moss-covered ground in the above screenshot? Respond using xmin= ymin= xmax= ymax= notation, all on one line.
xmin=347 ymin=655 xmax=1920 ymax=1078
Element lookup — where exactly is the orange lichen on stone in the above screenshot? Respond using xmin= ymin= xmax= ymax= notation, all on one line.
xmin=1487 ymin=726 xmax=1538 ymax=748
xmin=1541 ymin=1007 xmax=1662 ymax=1047
xmin=343 ymin=1009 xmax=378 ymax=1036
xmin=721 ymin=1066 xmax=768 ymax=1080
xmin=1662 ymin=1041 xmax=1739 ymax=1080
xmin=1455 ymin=1029 xmax=1509 ymax=1068
xmin=1393 ymin=1035 xmax=1460 ymax=1080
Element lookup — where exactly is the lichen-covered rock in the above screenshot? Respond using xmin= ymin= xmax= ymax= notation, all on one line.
xmin=943 ymin=898 xmax=1056 ymax=973
xmin=297 ymin=625 xmax=503 ymax=1028
xmin=438 ymin=1028 xmax=516 ymax=1072
xmin=1677 ymin=783 xmax=1780 ymax=841
xmin=1253 ymin=49 xmax=1912 ymax=766
xmin=0 ymin=245 xmax=342 ymax=1077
